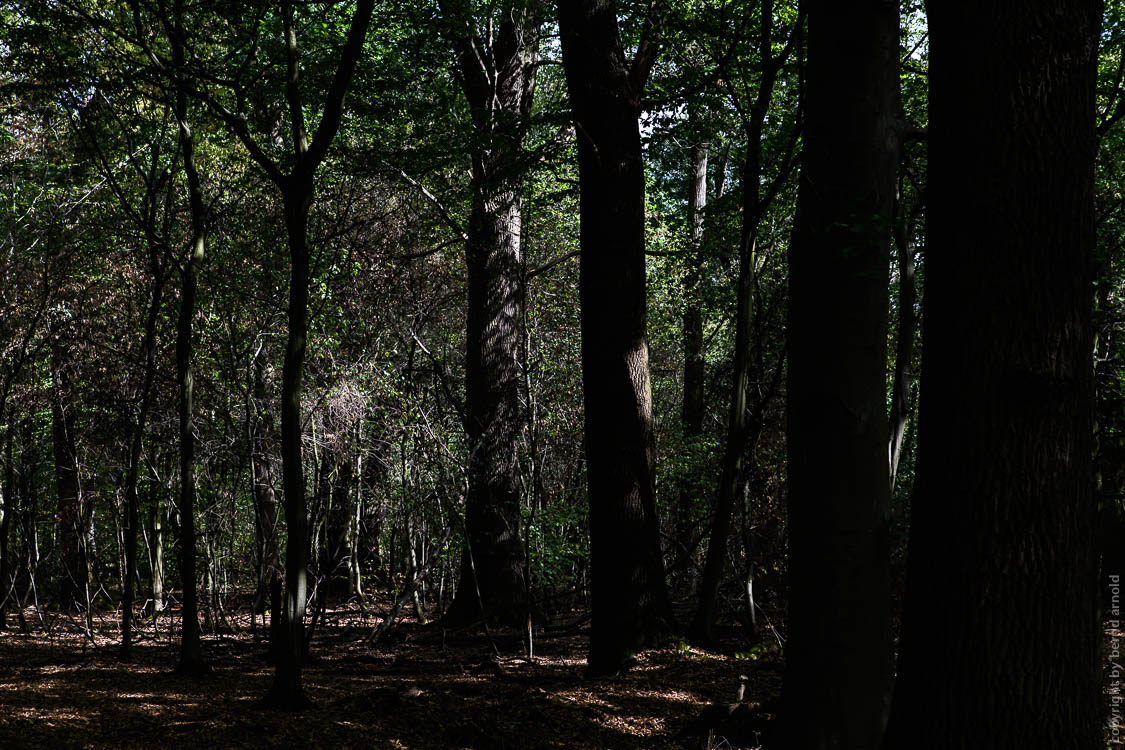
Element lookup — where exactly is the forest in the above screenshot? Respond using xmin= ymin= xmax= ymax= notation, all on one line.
xmin=0 ymin=0 xmax=1123 ymax=748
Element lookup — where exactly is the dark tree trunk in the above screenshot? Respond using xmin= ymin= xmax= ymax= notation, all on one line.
xmin=173 ymin=182 xmax=208 ymax=676
xmin=883 ymin=3 xmax=1103 ymax=747
xmin=267 ymin=185 xmax=314 ymax=709
xmin=442 ymin=1 xmax=538 ymax=627
xmin=557 ymin=0 xmax=673 ymax=676
xmin=52 ymin=349 xmax=86 ymax=611
xmin=120 ymin=265 xmax=165 ymax=659
xmin=774 ymin=1 xmax=899 ymax=747
xmin=172 ymin=0 xmax=208 ymax=675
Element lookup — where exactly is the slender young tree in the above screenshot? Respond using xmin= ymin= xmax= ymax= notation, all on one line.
xmin=557 ymin=0 xmax=673 ymax=676
xmin=690 ymin=0 xmax=801 ymax=645
xmin=772 ymin=0 xmax=898 ymax=747
xmin=170 ymin=1 xmax=209 ymax=674
xmin=146 ymin=0 xmax=375 ymax=706
xmin=884 ymin=2 xmax=1104 ymax=747
xmin=675 ymin=107 xmax=707 ymax=556
xmin=440 ymin=0 xmax=539 ymax=627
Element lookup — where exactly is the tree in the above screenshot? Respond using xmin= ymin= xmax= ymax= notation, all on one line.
xmin=883 ymin=2 xmax=1104 ymax=746
xmin=169 ymin=0 xmax=375 ymax=707
xmin=772 ymin=0 xmax=898 ymax=746
xmin=439 ymin=0 xmax=539 ymax=627
xmin=168 ymin=0 xmax=210 ymax=676
xmin=689 ymin=0 xmax=801 ymax=645
xmin=557 ymin=0 xmax=673 ymax=676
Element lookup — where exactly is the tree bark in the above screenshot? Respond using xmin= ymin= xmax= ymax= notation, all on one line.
xmin=442 ymin=1 xmax=538 ymax=626
xmin=773 ymin=1 xmax=899 ymax=747
xmin=884 ymin=3 xmax=1103 ymax=747
xmin=557 ymin=0 xmax=673 ymax=676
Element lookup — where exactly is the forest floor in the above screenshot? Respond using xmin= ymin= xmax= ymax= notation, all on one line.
xmin=0 ymin=599 xmax=783 ymax=749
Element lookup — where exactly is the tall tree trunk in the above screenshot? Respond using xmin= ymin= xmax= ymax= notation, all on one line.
xmin=120 ymin=266 xmax=165 ymax=659
xmin=676 ymin=120 xmax=707 ymax=557
xmin=884 ymin=3 xmax=1103 ymax=747
xmin=774 ymin=1 xmax=898 ymax=747
xmin=52 ymin=347 xmax=86 ymax=611
xmin=442 ymin=2 xmax=538 ymax=626
xmin=558 ymin=0 xmax=672 ymax=676
xmin=172 ymin=1 xmax=208 ymax=673
xmin=267 ymin=184 xmax=314 ymax=709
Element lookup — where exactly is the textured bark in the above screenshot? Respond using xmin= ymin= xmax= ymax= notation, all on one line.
xmin=443 ymin=1 xmax=537 ymax=626
xmin=883 ymin=3 xmax=1103 ymax=747
xmin=557 ymin=0 xmax=672 ymax=676
xmin=774 ymin=1 xmax=899 ymax=747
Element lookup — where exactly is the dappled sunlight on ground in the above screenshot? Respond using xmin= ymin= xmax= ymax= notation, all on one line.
xmin=0 ymin=603 xmax=780 ymax=749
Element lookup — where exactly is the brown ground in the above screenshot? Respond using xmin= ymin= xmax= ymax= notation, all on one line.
xmin=0 ymin=603 xmax=782 ymax=749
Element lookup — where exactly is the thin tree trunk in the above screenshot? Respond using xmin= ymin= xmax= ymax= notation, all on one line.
xmin=172 ymin=0 xmax=208 ymax=673
xmin=0 ymin=426 xmax=14 ymax=629
xmin=884 ymin=3 xmax=1103 ymax=746
xmin=52 ymin=346 xmax=86 ymax=611
xmin=690 ymin=0 xmax=794 ymax=644
xmin=150 ymin=482 xmax=165 ymax=614
xmin=676 ymin=118 xmax=707 ymax=555
xmin=774 ymin=1 xmax=899 ymax=747
xmin=120 ymin=265 xmax=165 ymax=659
xmin=267 ymin=185 xmax=314 ymax=708
xmin=557 ymin=0 xmax=673 ymax=676
xmin=887 ymin=191 xmax=917 ymax=494
xmin=689 ymin=148 xmax=757 ymax=644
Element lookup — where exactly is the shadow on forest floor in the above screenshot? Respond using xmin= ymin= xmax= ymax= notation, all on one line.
xmin=0 ymin=603 xmax=784 ymax=749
